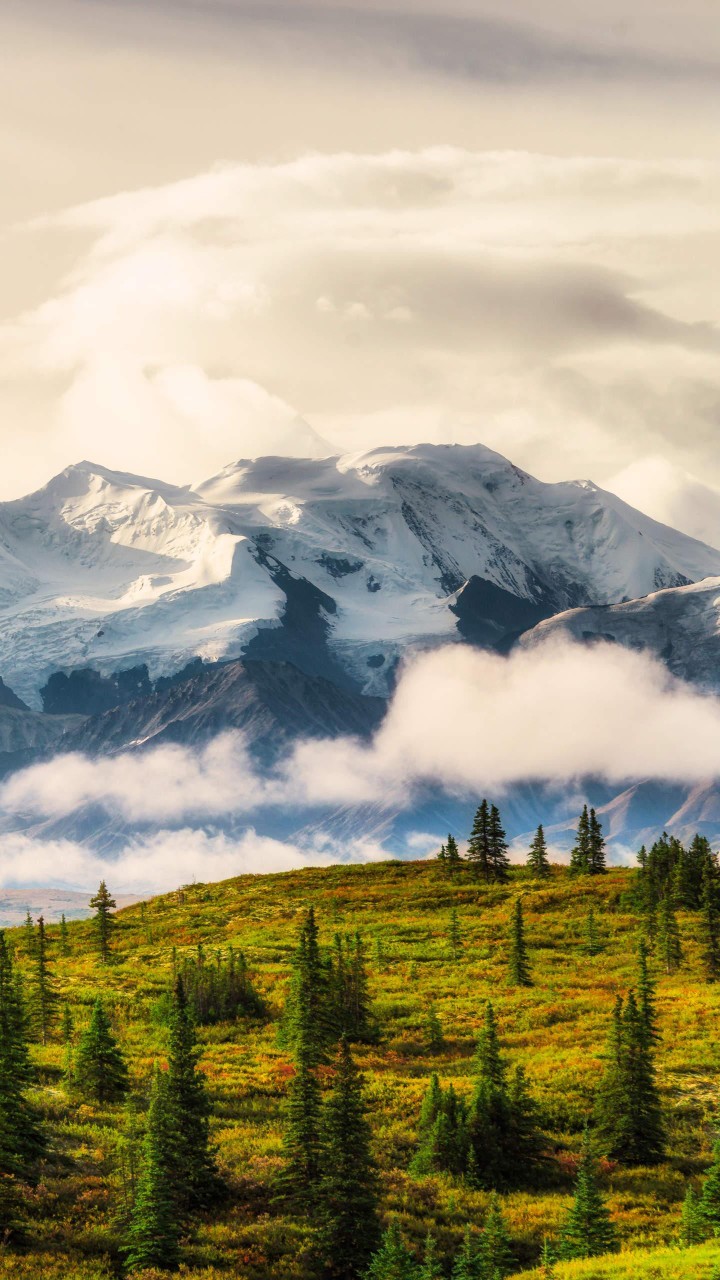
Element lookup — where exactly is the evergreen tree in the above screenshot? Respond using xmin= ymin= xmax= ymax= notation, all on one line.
xmin=165 ymin=977 xmax=222 ymax=1215
xmin=423 ymin=1004 xmax=444 ymax=1054
xmin=177 ymin=944 xmax=264 ymax=1025
xmin=467 ymin=1003 xmax=542 ymax=1189
xmin=583 ymin=907 xmax=603 ymax=957
xmin=467 ymin=801 xmax=491 ymax=881
xmin=282 ymin=907 xmax=334 ymax=1065
xmin=445 ymin=835 xmax=462 ymax=878
xmin=89 ymin=881 xmax=117 ymax=963
xmin=418 ymin=1074 xmax=443 ymax=1135
xmin=699 ymin=860 xmax=720 ymax=982
xmin=28 ymin=915 xmax=57 ymax=1046
xmin=364 ymin=1222 xmax=419 ymax=1280
xmin=73 ymin=998 xmax=129 ymax=1104
xmin=588 ymin=809 xmax=607 ymax=875
xmin=319 ymin=1037 xmax=380 ymax=1279
xmin=0 ymin=932 xmax=44 ymax=1188
xmin=451 ymin=1227 xmax=482 ymax=1280
xmin=448 ymin=909 xmax=463 ymax=961
xmin=59 ymin=913 xmax=70 ymax=958
xmin=679 ymin=1186 xmax=706 ymax=1246
xmin=122 ymin=1068 xmax=181 ymax=1274
xmin=279 ymin=1027 xmax=323 ymax=1213
xmin=330 ymin=932 xmax=374 ymax=1042
xmin=559 ymin=1131 xmax=616 ymax=1260
xmin=657 ymin=892 xmax=682 ymax=974
xmin=570 ymin=806 xmax=592 ymax=874
xmin=699 ymin=1139 xmax=720 ymax=1234
xmin=594 ymin=993 xmax=664 ymax=1165
xmin=480 ymin=1194 xmax=515 ymax=1278
xmin=23 ymin=911 xmax=34 ymax=959
xmin=509 ymin=899 xmax=531 ymax=987
xmin=418 ymin=1234 xmax=443 ymax=1280
xmin=636 ymin=939 xmax=659 ymax=1048
xmin=488 ymin=806 xmax=510 ymax=883
xmin=414 ymin=1081 xmax=468 ymax=1177
xmin=527 ymin=825 xmax=550 ymax=879
xmin=539 ymin=1238 xmax=558 ymax=1280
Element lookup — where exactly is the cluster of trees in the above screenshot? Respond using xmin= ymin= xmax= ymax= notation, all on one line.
xmin=438 ymin=803 xmax=606 ymax=883
xmin=173 ymin=943 xmax=265 ymax=1025
xmin=680 ymin=1140 xmax=720 ymax=1244
xmin=635 ymin=833 xmax=720 ymax=979
xmin=413 ymin=1003 xmax=542 ymax=1189
xmin=365 ymin=1200 xmax=515 ymax=1280
xmin=279 ymin=908 xmax=381 ymax=1278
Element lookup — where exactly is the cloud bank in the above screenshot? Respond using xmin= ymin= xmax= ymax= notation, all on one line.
xmin=4 ymin=639 xmax=720 ymax=891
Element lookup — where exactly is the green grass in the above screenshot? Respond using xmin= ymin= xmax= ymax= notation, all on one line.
xmin=6 ymin=860 xmax=720 ymax=1278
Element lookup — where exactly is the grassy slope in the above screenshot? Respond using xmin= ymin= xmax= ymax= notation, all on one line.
xmin=8 ymin=860 xmax=720 ymax=1279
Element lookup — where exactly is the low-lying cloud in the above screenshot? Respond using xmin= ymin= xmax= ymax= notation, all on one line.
xmin=6 ymin=640 xmax=720 ymax=830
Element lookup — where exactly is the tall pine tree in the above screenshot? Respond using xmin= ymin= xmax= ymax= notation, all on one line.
xmin=467 ymin=801 xmax=491 ymax=881
xmin=164 ymin=977 xmax=222 ymax=1216
xmin=559 ymin=1130 xmax=616 ymax=1260
xmin=657 ymin=892 xmax=682 ymax=974
xmin=28 ymin=915 xmax=57 ymax=1046
xmin=89 ymin=881 xmax=116 ymax=963
xmin=570 ymin=806 xmax=592 ymax=874
xmin=509 ymin=899 xmax=531 ymax=987
xmin=73 ymin=998 xmax=129 ymax=1104
xmin=122 ymin=1068 xmax=181 ymax=1274
xmin=594 ymin=992 xmax=664 ymax=1165
xmin=319 ymin=1037 xmax=380 ymax=1279
xmin=488 ymin=806 xmax=510 ymax=883
xmin=278 ymin=1023 xmax=323 ymax=1212
xmin=588 ymin=809 xmax=607 ymax=875
xmin=527 ymin=825 xmax=550 ymax=879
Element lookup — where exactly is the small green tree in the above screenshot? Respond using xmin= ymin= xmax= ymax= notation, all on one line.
xmin=594 ymin=992 xmax=664 ymax=1165
xmin=423 ymin=1004 xmax=444 ymax=1054
xmin=570 ymin=805 xmax=592 ymax=874
xmin=527 ymin=825 xmax=550 ymax=879
xmin=583 ymin=907 xmax=603 ymax=957
xmin=679 ymin=1185 xmax=706 ymax=1245
xmin=59 ymin=913 xmax=70 ymax=958
xmin=28 ymin=915 xmax=57 ymax=1046
xmin=165 ymin=976 xmax=222 ymax=1215
xmin=319 ymin=1037 xmax=380 ymax=1279
xmin=418 ymin=1234 xmax=443 ymax=1280
xmin=488 ymin=805 xmax=510 ymax=882
xmin=589 ymin=808 xmax=607 ymax=874
xmin=509 ymin=900 xmax=531 ymax=987
xmin=559 ymin=1131 xmax=616 ymax=1260
xmin=448 ymin=909 xmax=463 ymax=961
xmin=657 ymin=893 xmax=682 ymax=974
xmin=364 ymin=1222 xmax=419 ymax=1280
xmin=122 ymin=1068 xmax=181 ymax=1274
xmin=445 ymin=834 xmax=463 ymax=878
xmin=636 ymin=938 xmax=659 ymax=1047
xmin=73 ymin=999 xmax=129 ymax=1104
xmin=699 ymin=1139 xmax=720 ymax=1233
xmin=480 ymin=1193 xmax=515 ymax=1276
xmin=89 ymin=881 xmax=117 ymax=963
xmin=467 ymin=801 xmax=491 ymax=881
xmin=278 ymin=1031 xmax=323 ymax=1212
xmin=450 ymin=1226 xmax=482 ymax=1280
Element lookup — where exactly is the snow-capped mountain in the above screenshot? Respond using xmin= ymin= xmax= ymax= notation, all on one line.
xmin=521 ymin=574 xmax=720 ymax=691
xmin=1 ymin=442 xmax=719 ymax=708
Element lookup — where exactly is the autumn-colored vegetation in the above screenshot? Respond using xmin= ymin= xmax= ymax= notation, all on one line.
xmin=3 ymin=854 xmax=720 ymax=1279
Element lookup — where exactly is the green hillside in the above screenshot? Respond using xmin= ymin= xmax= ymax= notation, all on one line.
xmin=4 ymin=857 xmax=720 ymax=1279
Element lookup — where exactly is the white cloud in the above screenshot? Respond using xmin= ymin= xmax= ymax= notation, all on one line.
xmin=0 ymin=148 xmax=719 ymax=500
xmin=6 ymin=640 xmax=720 ymax=833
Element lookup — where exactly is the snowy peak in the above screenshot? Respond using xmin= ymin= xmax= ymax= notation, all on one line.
xmin=2 ymin=441 xmax=720 ymax=707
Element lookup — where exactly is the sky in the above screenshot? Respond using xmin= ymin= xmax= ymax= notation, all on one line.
xmin=1 ymin=0 xmax=719 ymax=540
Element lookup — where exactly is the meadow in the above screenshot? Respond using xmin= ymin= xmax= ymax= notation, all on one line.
xmin=5 ymin=857 xmax=720 ymax=1279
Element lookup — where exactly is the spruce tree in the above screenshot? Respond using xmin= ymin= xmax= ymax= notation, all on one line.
xmin=527 ymin=825 xmax=550 ymax=879
xmin=89 ymin=881 xmax=116 ymax=963
xmin=636 ymin=939 xmax=659 ymax=1047
xmin=59 ymin=913 xmax=70 ymax=958
xmin=414 ymin=1081 xmax=468 ymax=1177
xmin=165 ymin=976 xmax=222 ymax=1215
xmin=122 ymin=1068 xmax=181 ymax=1274
xmin=588 ymin=808 xmax=607 ymax=874
xmin=583 ymin=907 xmax=603 ymax=957
xmin=445 ymin=835 xmax=462 ymax=878
xmin=423 ymin=1004 xmax=444 ymax=1054
xmin=448 ymin=909 xmax=463 ymax=961
xmin=418 ymin=1234 xmax=443 ymax=1280
xmin=699 ymin=1139 xmax=720 ymax=1234
xmin=467 ymin=801 xmax=491 ymax=881
xmin=570 ymin=805 xmax=592 ymax=874
xmin=594 ymin=993 xmax=664 ymax=1165
xmin=699 ymin=860 xmax=720 ymax=981
xmin=0 ymin=932 xmax=44 ymax=1188
xmin=23 ymin=911 xmax=34 ymax=959
xmin=28 ymin=915 xmax=57 ymax=1046
xmin=73 ymin=998 xmax=129 ymax=1104
xmin=480 ymin=1193 xmax=515 ymax=1278
xmin=467 ymin=1003 xmax=541 ymax=1189
xmin=559 ymin=1130 xmax=616 ymax=1260
xmin=364 ymin=1222 xmax=419 ymax=1280
xmin=283 ymin=907 xmax=334 ymax=1065
xmin=279 ymin=1028 xmax=323 ymax=1213
xmin=488 ymin=805 xmax=510 ymax=883
xmin=679 ymin=1186 xmax=706 ymax=1245
xmin=319 ymin=1037 xmax=380 ymax=1279
xmin=657 ymin=892 xmax=682 ymax=974
xmin=509 ymin=899 xmax=531 ymax=987
xmin=450 ymin=1227 xmax=482 ymax=1280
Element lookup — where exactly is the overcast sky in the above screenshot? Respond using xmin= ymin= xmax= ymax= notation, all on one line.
xmin=2 ymin=0 xmax=719 ymax=540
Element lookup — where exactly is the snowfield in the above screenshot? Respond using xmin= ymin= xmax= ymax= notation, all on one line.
xmin=1 ymin=442 xmax=719 ymax=707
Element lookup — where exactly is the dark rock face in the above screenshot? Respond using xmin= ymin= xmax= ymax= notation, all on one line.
xmin=56 ymin=658 xmax=386 ymax=764
xmin=41 ymin=666 xmax=153 ymax=715
xmin=0 ymin=678 xmax=29 ymax=712
xmin=450 ymin=576 xmax=554 ymax=649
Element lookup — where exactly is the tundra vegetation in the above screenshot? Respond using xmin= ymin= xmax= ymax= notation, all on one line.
xmin=0 ymin=805 xmax=719 ymax=1279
